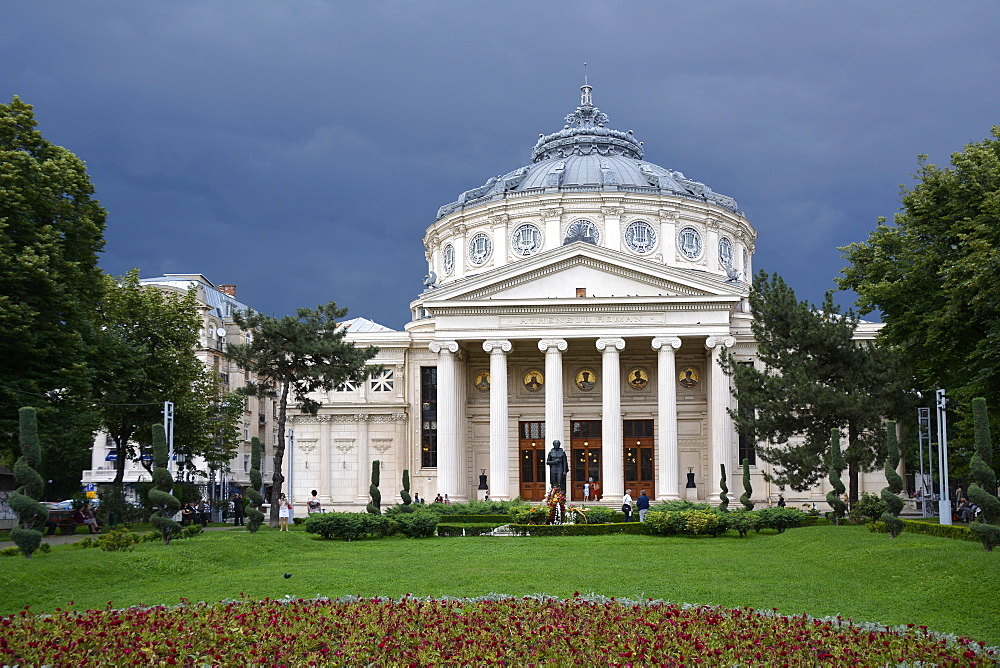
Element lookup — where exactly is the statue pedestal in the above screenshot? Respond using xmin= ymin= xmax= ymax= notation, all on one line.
xmin=685 ymin=486 xmax=698 ymax=501
xmin=477 ymin=488 xmax=489 ymax=501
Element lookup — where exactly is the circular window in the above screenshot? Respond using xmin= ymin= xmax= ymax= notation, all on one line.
xmin=718 ymin=237 xmax=733 ymax=268
xmin=677 ymin=226 xmax=703 ymax=260
xmin=442 ymin=243 xmax=455 ymax=275
xmin=564 ymin=219 xmax=601 ymax=246
xmin=510 ymin=224 xmax=543 ymax=258
xmin=468 ymin=232 xmax=493 ymax=266
xmin=624 ymin=220 xmax=657 ymax=254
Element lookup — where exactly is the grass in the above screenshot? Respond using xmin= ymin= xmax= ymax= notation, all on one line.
xmin=2 ymin=524 xmax=998 ymax=646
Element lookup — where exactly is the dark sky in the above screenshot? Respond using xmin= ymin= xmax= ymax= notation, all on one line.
xmin=4 ymin=2 xmax=998 ymax=329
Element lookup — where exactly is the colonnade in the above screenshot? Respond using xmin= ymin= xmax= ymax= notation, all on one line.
xmin=431 ymin=335 xmax=735 ymax=503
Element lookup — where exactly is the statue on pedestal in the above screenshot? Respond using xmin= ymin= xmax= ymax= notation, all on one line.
xmin=546 ymin=440 xmax=568 ymax=493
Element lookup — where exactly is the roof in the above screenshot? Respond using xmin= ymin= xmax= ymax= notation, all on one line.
xmin=139 ymin=274 xmax=254 ymax=320
xmin=338 ymin=317 xmax=396 ymax=333
xmin=436 ymin=84 xmax=741 ymax=219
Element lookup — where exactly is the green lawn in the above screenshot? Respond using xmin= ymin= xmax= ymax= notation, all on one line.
xmin=3 ymin=525 xmax=997 ymax=646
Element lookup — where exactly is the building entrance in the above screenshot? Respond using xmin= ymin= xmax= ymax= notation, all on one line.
xmin=624 ymin=419 xmax=655 ymax=499
xmin=518 ymin=421 xmax=547 ymax=501
xmin=570 ymin=420 xmax=602 ymax=502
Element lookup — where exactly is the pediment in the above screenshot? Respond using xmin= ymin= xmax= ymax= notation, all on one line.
xmin=422 ymin=244 xmax=743 ymax=305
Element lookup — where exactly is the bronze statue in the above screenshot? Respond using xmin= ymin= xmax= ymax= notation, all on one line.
xmin=546 ymin=440 xmax=568 ymax=492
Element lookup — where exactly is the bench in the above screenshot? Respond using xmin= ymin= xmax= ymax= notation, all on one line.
xmin=45 ymin=509 xmax=87 ymax=535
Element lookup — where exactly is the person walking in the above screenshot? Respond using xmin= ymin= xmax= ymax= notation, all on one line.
xmin=278 ymin=493 xmax=291 ymax=531
xmin=232 ymin=492 xmax=245 ymax=526
xmin=636 ymin=490 xmax=650 ymax=522
xmin=583 ymin=479 xmax=591 ymax=502
xmin=622 ymin=489 xmax=634 ymax=522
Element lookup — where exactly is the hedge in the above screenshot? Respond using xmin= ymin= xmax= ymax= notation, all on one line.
xmin=902 ymin=520 xmax=979 ymax=543
xmin=439 ymin=515 xmax=510 ymax=523
xmin=437 ymin=523 xmax=505 ymax=537
xmin=508 ymin=522 xmax=654 ymax=537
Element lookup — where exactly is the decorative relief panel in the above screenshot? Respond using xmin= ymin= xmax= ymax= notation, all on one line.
xmin=334 ymin=439 xmax=355 ymax=453
xmin=371 ymin=438 xmax=392 ymax=454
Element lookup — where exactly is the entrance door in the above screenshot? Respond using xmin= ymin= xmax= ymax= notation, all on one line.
xmin=518 ymin=421 xmax=547 ymax=501
xmin=570 ymin=420 xmax=602 ymax=502
xmin=624 ymin=420 xmax=655 ymax=499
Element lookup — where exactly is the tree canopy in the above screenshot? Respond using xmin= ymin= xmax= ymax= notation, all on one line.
xmin=724 ymin=272 xmax=908 ymax=498
xmin=0 ymin=96 xmax=106 ymax=496
xmin=225 ymin=302 xmax=378 ymax=526
xmin=839 ymin=126 xmax=1000 ymax=443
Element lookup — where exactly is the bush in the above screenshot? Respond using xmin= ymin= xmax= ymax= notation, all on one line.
xmin=439 ymin=514 xmax=510 ymax=523
xmin=901 ymin=520 xmax=978 ymax=543
xmin=854 ymin=492 xmax=887 ymax=522
xmin=392 ymin=511 xmax=439 ymax=538
xmin=757 ymin=508 xmax=803 ymax=533
xmin=510 ymin=506 xmax=549 ymax=525
xmin=576 ymin=506 xmax=618 ymax=524
xmin=727 ymin=510 xmax=760 ymax=537
xmin=866 ymin=520 xmax=887 ymax=533
xmin=683 ymin=510 xmax=721 ymax=537
xmin=422 ymin=499 xmax=527 ymax=517
xmin=969 ymin=522 xmax=1000 ymax=551
xmin=304 ymin=512 xmax=391 ymax=541
xmin=1 ymin=546 xmax=22 ymax=557
xmin=649 ymin=500 xmax=711 ymax=513
xmin=509 ymin=523 xmax=652 ymax=537
xmin=96 ymin=485 xmax=146 ymax=527
xmin=178 ymin=524 xmax=204 ymax=539
xmin=98 ymin=529 xmax=138 ymax=552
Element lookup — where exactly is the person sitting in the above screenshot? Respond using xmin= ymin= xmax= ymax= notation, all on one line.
xmin=78 ymin=501 xmax=102 ymax=534
xmin=181 ymin=503 xmax=198 ymax=526
xmin=957 ymin=498 xmax=977 ymax=523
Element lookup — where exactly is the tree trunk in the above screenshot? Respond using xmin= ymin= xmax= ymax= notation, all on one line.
xmin=269 ymin=378 xmax=290 ymax=528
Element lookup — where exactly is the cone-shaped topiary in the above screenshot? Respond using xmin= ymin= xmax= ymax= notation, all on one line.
xmin=880 ymin=421 xmax=905 ymax=538
xmin=366 ymin=460 xmax=381 ymax=515
xmin=244 ymin=437 xmax=265 ymax=533
xmin=10 ymin=407 xmax=49 ymax=559
xmin=401 ymin=468 xmax=411 ymax=506
xmin=966 ymin=398 xmax=1000 ymax=550
xmin=826 ymin=428 xmax=847 ymax=525
xmin=718 ymin=464 xmax=729 ymax=512
xmin=740 ymin=458 xmax=754 ymax=510
xmin=148 ymin=423 xmax=181 ymax=545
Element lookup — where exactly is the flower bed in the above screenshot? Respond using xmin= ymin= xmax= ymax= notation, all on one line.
xmin=2 ymin=595 xmax=995 ymax=666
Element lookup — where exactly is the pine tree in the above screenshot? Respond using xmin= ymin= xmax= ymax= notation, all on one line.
xmin=244 ymin=437 xmax=265 ymax=533
xmin=880 ymin=422 xmax=905 ymax=538
xmin=401 ymin=468 xmax=411 ymax=506
xmin=148 ymin=423 xmax=181 ymax=545
xmin=9 ymin=407 xmax=49 ymax=558
xmin=740 ymin=458 xmax=754 ymax=510
xmin=718 ymin=464 xmax=729 ymax=512
xmin=967 ymin=398 xmax=1000 ymax=551
xmin=367 ymin=460 xmax=382 ymax=515
xmin=826 ymin=429 xmax=847 ymax=525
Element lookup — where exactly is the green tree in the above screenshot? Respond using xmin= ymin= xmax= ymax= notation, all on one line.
xmin=826 ymin=429 xmax=847 ymax=525
xmin=718 ymin=464 xmax=729 ymax=512
xmin=0 ymin=97 xmax=106 ymax=496
xmin=147 ymin=423 xmax=181 ymax=545
xmin=9 ymin=407 xmax=49 ymax=558
xmin=740 ymin=458 xmax=754 ymax=511
xmin=225 ymin=302 xmax=378 ymax=527
xmin=367 ymin=460 xmax=381 ymax=515
xmin=723 ymin=272 xmax=906 ymax=500
xmin=966 ymin=398 xmax=1000 ymax=551
xmin=244 ymin=436 xmax=265 ymax=533
xmin=880 ymin=422 xmax=905 ymax=538
xmin=94 ymin=270 xmax=225 ymax=485
xmin=839 ymin=127 xmax=1000 ymax=451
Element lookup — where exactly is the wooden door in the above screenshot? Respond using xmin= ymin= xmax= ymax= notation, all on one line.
xmin=570 ymin=420 xmax=602 ymax=502
xmin=518 ymin=421 xmax=547 ymax=501
xmin=623 ymin=420 xmax=655 ymax=499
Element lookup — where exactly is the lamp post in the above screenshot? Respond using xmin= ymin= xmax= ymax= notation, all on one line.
xmin=936 ymin=389 xmax=952 ymax=525
xmin=286 ymin=428 xmax=295 ymax=508
xmin=917 ymin=407 xmax=932 ymax=517
xmin=163 ymin=401 xmax=175 ymax=476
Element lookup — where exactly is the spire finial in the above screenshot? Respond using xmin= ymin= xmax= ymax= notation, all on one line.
xmin=580 ymin=63 xmax=593 ymax=107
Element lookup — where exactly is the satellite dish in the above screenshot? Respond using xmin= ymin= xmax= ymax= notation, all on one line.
xmin=216 ymin=327 xmax=227 ymax=337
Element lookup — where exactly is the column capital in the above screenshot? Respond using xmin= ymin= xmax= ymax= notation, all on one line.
xmin=483 ymin=339 xmax=513 ymax=354
xmin=705 ymin=335 xmax=736 ymax=350
xmin=652 ymin=336 xmax=682 ymax=351
xmin=429 ymin=340 xmax=459 ymax=354
xmin=596 ymin=337 xmax=626 ymax=352
xmin=538 ymin=338 xmax=568 ymax=353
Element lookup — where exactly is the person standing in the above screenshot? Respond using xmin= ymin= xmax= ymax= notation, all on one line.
xmin=592 ymin=479 xmax=601 ymax=501
xmin=777 ymin=493 xmax=786 ymax=508
xmin=636 ymin=490 xmax=650 ymax=522
xmin=622 ymin=489 xmax=634 ymax=522
xmin=278 ymin=493 xmax=291 ymax=531
xmin=307 ymin=490 xmax=322 ymax=514
xmin=583 ymin=479 xmax=591 ymax=502
xmin=232 ymin=492 xmax=245 ymax=526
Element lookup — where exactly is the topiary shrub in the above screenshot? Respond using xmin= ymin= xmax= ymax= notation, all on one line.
xmin=244 ymin=437 xmax=266 ymax=533
xmin=148 ymin=423 xmax=182 ymax=545
xmin=178 ymin=524 xmax=204 ymax=539
xmin=880 ymin=421 xmax=905 ymax=538
xmin=400 ymin=468 xmax=412 ymax=506
xmin=718 ymin=464 xmax=729 ymax=512
xmin=366 ymin=460 xmax=381 ymax=515
xmin=9 ymin=407 xmax=49 ymax=559
xmin=967 ymin=398 xmax=999 ymax=532
xmin=826 ymin=428 xmax=847 ymax=525
xmin=391 ymin=510 xmax=439 ymax=538
xmin=740 ymin=458 xmax=754 ymax=511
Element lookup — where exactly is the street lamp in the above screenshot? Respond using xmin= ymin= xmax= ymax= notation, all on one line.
xmin=936 ymin=389 xmax=952 ymax=525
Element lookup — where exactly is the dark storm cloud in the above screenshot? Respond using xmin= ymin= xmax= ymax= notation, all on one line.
xmin=3 ymin=2 xmax=998 ymax=328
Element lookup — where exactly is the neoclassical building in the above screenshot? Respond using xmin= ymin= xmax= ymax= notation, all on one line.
xmin=287 ymin=84 xmax=885 ymax=512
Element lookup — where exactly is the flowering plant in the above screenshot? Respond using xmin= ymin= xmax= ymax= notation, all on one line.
xmin=544 ymin=487 xmax=566 ymax=524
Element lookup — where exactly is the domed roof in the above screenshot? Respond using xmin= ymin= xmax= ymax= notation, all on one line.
xmin=435 ymin=84 xmax=741 ymax=219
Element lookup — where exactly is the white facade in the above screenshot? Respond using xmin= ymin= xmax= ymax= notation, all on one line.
xmin=281 ymin=86 xmax=888 ymax=513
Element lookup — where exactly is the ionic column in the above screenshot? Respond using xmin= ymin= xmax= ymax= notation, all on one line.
xmin=483 ymin=339 xmax=512 ymax=500
xmin=429 ymin=340 xmax=460 ymax=499
xmin=597 ymin=337 xmax=626 ymax=500
xmin=320 ymin=418 xmax=331 ymax=505
xmin=652 ymin=336 xmax=682 ymax=500
xmin=538 ymin=338 xmax=568 ymax=480
xmin=705 ymin=336 xmax=736 ymax=502
xmin=355 ymin=417 xmax=370 ymax=505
